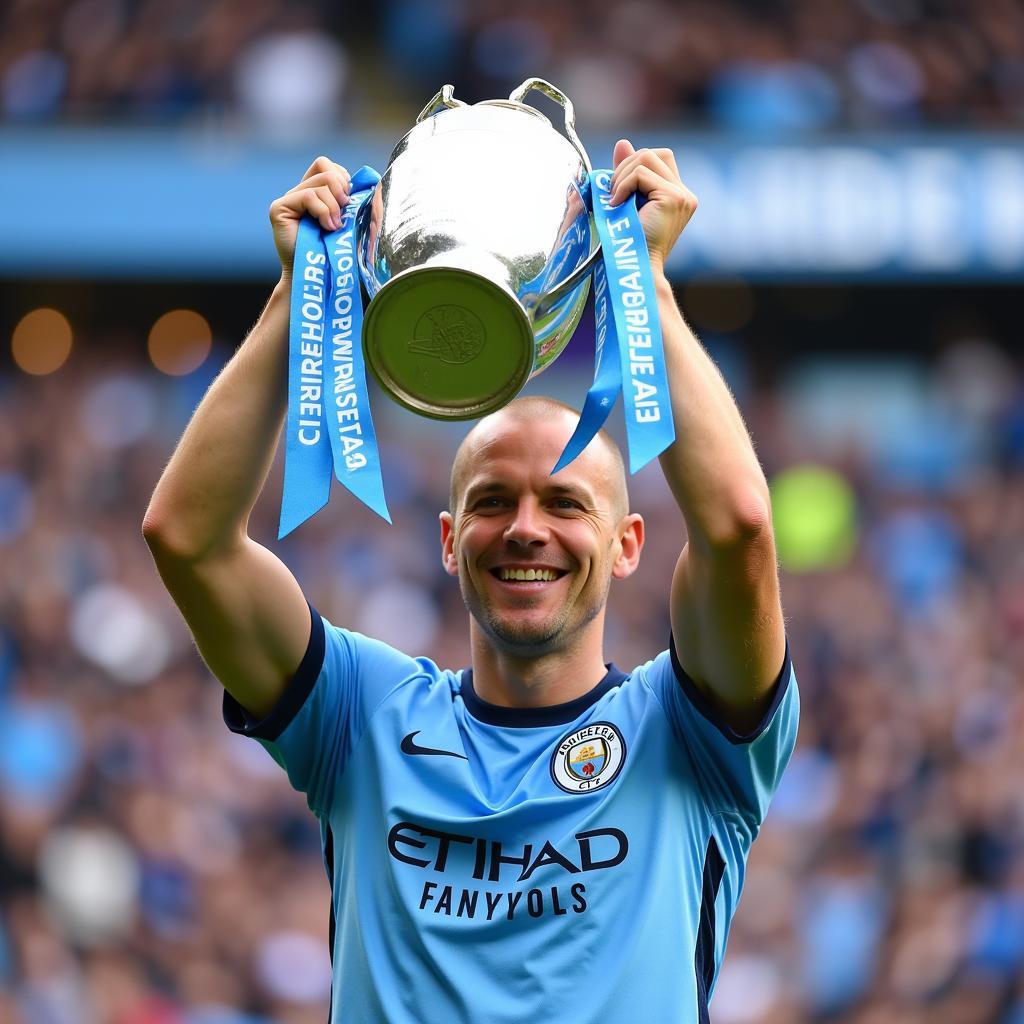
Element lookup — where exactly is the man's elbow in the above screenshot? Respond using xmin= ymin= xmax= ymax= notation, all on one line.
xmin=704 ymin=487 xmax=773 ymax=550
xmin=142 ymin=506 xmax=184 ymax=560
xmin=141 ymin=505 xmax=222 ymax=564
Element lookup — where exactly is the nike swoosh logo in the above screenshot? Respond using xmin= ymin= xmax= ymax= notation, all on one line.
xmin=401 ymin=731 xmax=468 ymax=760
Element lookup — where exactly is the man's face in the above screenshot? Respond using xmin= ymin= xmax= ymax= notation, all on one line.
xmin=440 ymin=412 xmax=640 ymax=656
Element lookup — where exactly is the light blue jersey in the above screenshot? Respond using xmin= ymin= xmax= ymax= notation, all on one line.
xmin=224 ymin=603 xmax=799 ymax=1023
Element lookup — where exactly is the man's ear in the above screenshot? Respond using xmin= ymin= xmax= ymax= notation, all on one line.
xmin=439 ymin=511 xmax=459 ymax=576
xmin=612 ymin=513 xmax=644 ymax=580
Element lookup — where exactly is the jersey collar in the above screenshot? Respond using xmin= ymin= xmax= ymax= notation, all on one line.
xmin=458 ymin=664 xmax=628 ymax=728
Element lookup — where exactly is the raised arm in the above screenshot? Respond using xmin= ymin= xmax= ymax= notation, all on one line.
xmin=142 ymin=157 xmax=351 ymax=719
xmin=609 ymin=142 xmax=786 ymax=733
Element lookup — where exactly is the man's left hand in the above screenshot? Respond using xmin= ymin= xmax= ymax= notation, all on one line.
xmin=609 ymin=140 xmax=697 ymax=274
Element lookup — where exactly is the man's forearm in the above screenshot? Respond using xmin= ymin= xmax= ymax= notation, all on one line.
xmin=143 ymin=279 xmax=291 ymax=557
xmin=654 ymin=272 xmax=770 ymax=545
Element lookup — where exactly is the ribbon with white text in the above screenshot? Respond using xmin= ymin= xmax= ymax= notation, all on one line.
xmin=554 ymin=169 xmax=675 ymax=476
xmin=279 ymin=166 xmax=390 ymax=538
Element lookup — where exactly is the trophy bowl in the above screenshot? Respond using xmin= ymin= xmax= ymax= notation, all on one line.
xmin=356 ymin=79 xmax=601 ymax=420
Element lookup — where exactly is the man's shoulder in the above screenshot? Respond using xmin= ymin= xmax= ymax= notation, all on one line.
xmin=319 ymin=613 xmax=455 ymax=692
xmin=622 ymin=648 xmax=676 ymax=689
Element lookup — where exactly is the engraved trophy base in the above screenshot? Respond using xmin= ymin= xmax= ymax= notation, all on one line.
xmin=362 ymin=266 xmax=536 ymax=421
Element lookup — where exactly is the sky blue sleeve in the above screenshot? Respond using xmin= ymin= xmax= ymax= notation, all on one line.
xmin=647 ymin=640 xmax=800 ymax=830
xmin=222 ymin=601 xmax=421 ymax=816
xmin=640 ymin=642 xmax=800 ymax=1000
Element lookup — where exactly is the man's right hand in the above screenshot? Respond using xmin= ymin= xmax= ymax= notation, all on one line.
xmin=269 ymin=156 xmax=352 ymax=276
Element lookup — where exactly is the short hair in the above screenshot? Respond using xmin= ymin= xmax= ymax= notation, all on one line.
xmin=448 ymin=397 xmax=628 ymax=519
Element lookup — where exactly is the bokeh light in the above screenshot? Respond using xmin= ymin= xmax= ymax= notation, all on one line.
xmin=11 ymin=308 xmax=73 ymax=374
xmin=40 ymin=827 xmax=140 ymax=945
xmin=147 ymin=309 xmax=212 ymax=375
xmin=770 ymin=464 xmax=858 ymax=572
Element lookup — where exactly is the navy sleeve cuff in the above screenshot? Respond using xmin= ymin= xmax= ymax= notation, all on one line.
xmin=222 ymin=601 xmax=327 ymax=742
xmin=668 ymin=636 xmax=792 ymax=745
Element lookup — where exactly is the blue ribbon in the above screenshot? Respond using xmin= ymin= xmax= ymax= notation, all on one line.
xmin=554 ymin=168 xmax=676 ymax=476
xmin=280 ymin=166 xmax=390 ymax=538
xmin=551 ymin=259 xmax=620 ymax=473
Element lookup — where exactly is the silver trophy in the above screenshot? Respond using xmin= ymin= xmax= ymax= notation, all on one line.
xmin=356 ymin=79 xmax=601 ymax=420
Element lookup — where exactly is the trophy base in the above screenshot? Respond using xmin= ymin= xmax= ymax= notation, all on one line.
xmin=363 ymin=266 xmax=535 ymax=421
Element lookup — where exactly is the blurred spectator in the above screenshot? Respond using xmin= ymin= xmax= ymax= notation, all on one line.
xmin=234 ymin=19 xmax=348 ymax=138
xmin=3 ymin=0 xmax=1024 ymax=129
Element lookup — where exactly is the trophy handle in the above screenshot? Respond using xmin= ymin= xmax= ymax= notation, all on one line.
xmin=509 ymin=78 xmax=599 ymax=321
xmin=508 ymin=78 xmax=592 ymax=173
xmin=415 ymin=84 xmax=469 ymax=123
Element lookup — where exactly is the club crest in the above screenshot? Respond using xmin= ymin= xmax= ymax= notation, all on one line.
xmin=550 ymin=722 xmax=626 ymax=794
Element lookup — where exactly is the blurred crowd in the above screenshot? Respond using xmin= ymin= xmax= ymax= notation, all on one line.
xmin=0 ymin=310 xmax=1022 ymax=1023
xmin=3 ymin=0 xmax=1024 ymax=132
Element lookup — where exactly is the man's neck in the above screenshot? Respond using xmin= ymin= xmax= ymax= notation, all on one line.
xmin=468 ymin=621 xmax=609 ymax=710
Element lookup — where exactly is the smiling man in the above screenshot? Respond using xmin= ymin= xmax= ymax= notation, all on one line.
xmin=444 ymin=402 xmax=635 ymax=671
xmin=143 ymin=142 xmax=798 ymax=1024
